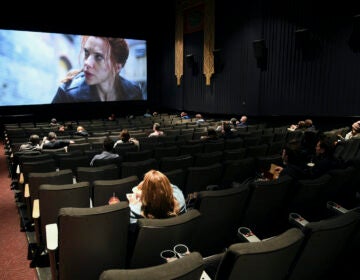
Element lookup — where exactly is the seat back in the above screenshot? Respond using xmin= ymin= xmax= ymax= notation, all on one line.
xmin=222 ymin=148 xmax=246 ymax=161
xmin=159 ymin=154 xmax=194 ymax=172
xmin=77 ymin=164 xmax=119 ymax=198
xmin=39 ymin=182 xmax=90 ymax=245
xmin=178 ymin=143 xmax=204 ymax=156
xmin=99 ymin=252 xmax=204 ymax=280
xmin=193 ymin=151 xmax=223 ymax=167
xmin=163 ymin=169 xmax=187 ymax=192
xmin=327 ymin=166 xmax=358 ymax=207
xmin=114 ymin=143 xmax=138 ymax=156
xmin=93 ymin=175 xmax=139 ymax=206
xmin=130 ymin=209 xmax=201 ymax=268
xmin=66 ymin=142 xmax=91 ymax=154
xmin=203 ymin=140 xmax=225 ymax=153
xmin=288 ymin=173 xmax=333 ymax=220
xmin=185 ymin=163 xmax=223 ymax=196
xmin=21 ymin=158 xmax=57 ymax=184
xmin=215 ymin=228 xmax=304 ymax=280
xmin=193 ymin=186 xmax=250 ymax=256
xmin=221 ymin=157 xmax=256 ymax=187
xmin=28 ymin=169 xmax=74 ymax=201
xmin=58 ymin=155 xmax=90 ymax=177
xmin=224 ymin=138 xmax=244 ymax=150
xmin=287 ymin=211 xmax=360 ymax=280
xmin=123 ymin=150 xmax=153 ymax=162
xmin=121 ymin=158 xmax=158 ymax=179
xmin=245 ymin=143 xmax=269 ymax=158
xmin=153 ymin=145 xmax=180 ymax=161
xmin=57 ymin=203 xmax=130 ymax=280
xmin=242 ymin=175 xmax=294 ymax=238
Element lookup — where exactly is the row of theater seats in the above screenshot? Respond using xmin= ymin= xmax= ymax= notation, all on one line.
xmin=24 ymin=177 xmax=360 ymax=280
xmin=7 ymin=124 xmax=360 ymax=279
xmin=16 ymin=139 xmax=360 ymax=235
xmin=16 ymin=152 xmax=282 ymax=199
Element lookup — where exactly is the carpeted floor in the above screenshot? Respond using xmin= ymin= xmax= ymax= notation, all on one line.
xmin=0 ymin=143 xmax=38 ymax=280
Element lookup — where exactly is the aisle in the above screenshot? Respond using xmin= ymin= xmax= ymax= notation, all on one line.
xmin=0 ymin=144 xmax=38 ymax=280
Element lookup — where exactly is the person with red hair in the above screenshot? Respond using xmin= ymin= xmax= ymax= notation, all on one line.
xmin=127 ymin=170 xmax=186 ymax=224
xmin=52 ymin=36 xmax=143 ymax=103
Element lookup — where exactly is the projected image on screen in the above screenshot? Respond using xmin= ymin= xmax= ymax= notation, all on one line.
xmin=0 ymin=29 xmax=147 ymax=106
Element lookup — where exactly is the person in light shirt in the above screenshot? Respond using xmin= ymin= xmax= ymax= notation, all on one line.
xmin=127 ymin=170 xmax=186 ymax=225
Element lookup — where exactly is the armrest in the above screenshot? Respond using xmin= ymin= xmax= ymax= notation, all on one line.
xmin=32 ymin=199 xmax=41 ymax=246
xmin=19 ymin=173 xmax=24 ymax=185
xmin=46 ymin=223 xmax=58 ymax=251
xmin=327 ymin=201 xmax=349 ymax=214
xmin=32 ymin=199 xmax=40 ymax=219
xmin=24 ymin=183 xmax=30 ymax=198
xmin=46 ymin=223 xmax=58 ymax=280
xmin=237 ymin=227 xmax=261 ymax=242
xmin=201 ymin=271 xmax=212 ymax=280
xmin=289 ymin=213 xmax=309 ymax=228
xmin=203 ymin=252 xmax=225 ymax=279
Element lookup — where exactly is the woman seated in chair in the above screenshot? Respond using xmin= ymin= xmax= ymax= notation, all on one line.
xmin=113 ymin=129 xmax=140 ymax=150
xmin=127 ymin=170 xmax=186 ymax=225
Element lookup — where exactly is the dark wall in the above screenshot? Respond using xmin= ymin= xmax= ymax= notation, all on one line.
xmin=160 ymin=0 xmax=360 ymax=118
xmin=1 ymin=0 xmax=360 ymax=125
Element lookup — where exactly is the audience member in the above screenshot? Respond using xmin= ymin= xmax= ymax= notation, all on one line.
xmin=230 ymin=118 xmax=238 ymax=130
xmin=148 ymin=123 xmax=164 ymax=137
xmin=58 ymin=125 xmax=66 ymax=132
xmin=343 ymin=121 xmax=360 ymax=140
xmin=74 ymin=125 xmax=89 ymax=137
xmin=278 ymin=136 xmax=340 ymax=180
xmin=288 ymin=120 xmax=306 ymax=131
xmin=113 ymin=129 xmax=140 ymax=150
xmin=19 ymin=134 xmax=42 ymax=152
xmin=49 ymin=118 xmax=59 ymax=127
xmin=108 ymin=113 xmax=116 ymax=121
xmin=42 ymin=132 xmax=75 ymax=150
xmin=144 ymin=109 xmax=152 ymax=118
xmin=127 ymin=170 xmax=186 ymax=224
xmin=304 ymin=118 xmax=316 ymax=131
xmin=152 ymin=111 xmax=159 ymax=117
xmin=90 ymin=136 xmax=120 ymax=166
xmin=180 ymin=112 xmax=190 ymax=119
xmin=219 ymin=121 xmax=237 ymax=139
xmin=195 ymin=113 xmax=205 ymax=124
xmin=237 ymin=115 xmax=248 ymax=128
xmin=306 ymin=136 xmax=340 ymax=178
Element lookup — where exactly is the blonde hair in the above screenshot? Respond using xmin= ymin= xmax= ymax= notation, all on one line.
xmin=140 ymin=170 xmax=179 ymax=219
xmin=77 ymin=126 xmax=85 ymax=132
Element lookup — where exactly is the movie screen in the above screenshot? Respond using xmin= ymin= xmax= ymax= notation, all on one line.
xmin=0 ymin=29 xmax=147 ymax=106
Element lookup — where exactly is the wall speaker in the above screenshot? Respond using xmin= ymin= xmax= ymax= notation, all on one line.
xmin=185 ymin=54 xmax=195 ymax=67
xmin=252 ymin=39 xmax=267 ymax=70
xmin=185 ymin=54 xmax=199 ymax=75
xmin=348 ymin=15 xmax=360 ymax=53
xmin=295 ymin=28 xmax=322 ymax=60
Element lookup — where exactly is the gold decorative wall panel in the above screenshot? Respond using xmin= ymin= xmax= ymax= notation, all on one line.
xmin=203 ymin=0 xmax=214 ymax=85
xmin=175 ymin=0 xmax=184 ymax=86
xmin=175 ymin=0 xmax=214 ymax=86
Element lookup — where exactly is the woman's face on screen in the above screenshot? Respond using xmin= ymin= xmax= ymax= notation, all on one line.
xmin=83 ymin=37 xmax=114 ymax=86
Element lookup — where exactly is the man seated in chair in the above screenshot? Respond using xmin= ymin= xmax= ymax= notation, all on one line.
xmin=90 ymin=136 xmax=120 ymax=166
xmin=42 ymin=132 xmax=75 ymax=149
